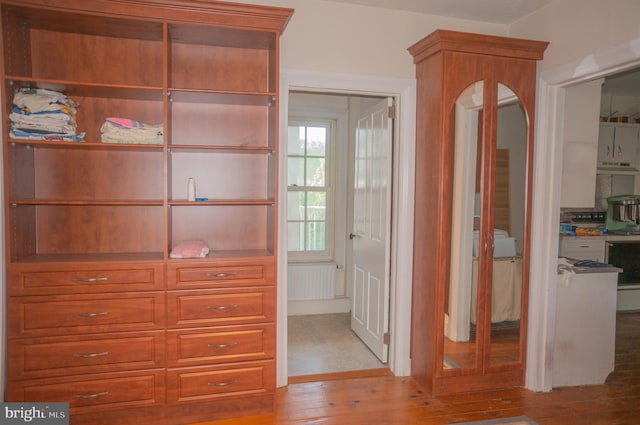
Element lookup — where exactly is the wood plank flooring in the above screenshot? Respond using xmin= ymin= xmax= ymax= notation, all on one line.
xmin=192 ymin=312 xmax=640 ymax=425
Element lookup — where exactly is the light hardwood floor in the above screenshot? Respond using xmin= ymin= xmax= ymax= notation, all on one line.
xmin=193 ymin=312 xmax=640 ymax=425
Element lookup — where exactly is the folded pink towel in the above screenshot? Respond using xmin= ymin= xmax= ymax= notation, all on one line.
xmin=170 ymin=240 xmax=210 ymax=258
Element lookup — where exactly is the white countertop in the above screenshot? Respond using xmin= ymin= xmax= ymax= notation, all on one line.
xmin=558 ymin=258 xmax=622 ymax=274
xmin=560 ymin=234 xmax=640 ymax=242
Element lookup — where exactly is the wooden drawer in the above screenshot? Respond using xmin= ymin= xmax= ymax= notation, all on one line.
xmin=167 ymin=287 xmax=275 ymax=328
xmin=168 ymin=258 xmax=275 ymax=289
xmin=7 ymin=369 xmax=165 ymax=414
xmin=8 ymin=292 xmax=165 ymax=337
xmin=9 ymin=331 xmax=165 ymax=380
xmin=167 ymin=324 xmax=274 ymax=367
xmin=8 ymin=263 xmax=164 ymax=295
xmin=166 ymin=361 xmax=274 ymax=405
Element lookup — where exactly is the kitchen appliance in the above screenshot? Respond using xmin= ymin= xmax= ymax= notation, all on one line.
xmin=605 ymin=194 xmax=640 ymax=234
xmin=605 ymin=239 xmax=640 ymax=286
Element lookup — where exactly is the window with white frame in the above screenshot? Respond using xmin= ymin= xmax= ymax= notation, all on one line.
xmin=287 ymin=120 xmax=334 ymax=261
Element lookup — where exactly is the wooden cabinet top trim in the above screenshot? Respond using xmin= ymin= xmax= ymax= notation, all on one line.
xmin=0 ymin=0 xmax=294 ymax=33
xmin=408 ymin=29 xmax=548 ymax=64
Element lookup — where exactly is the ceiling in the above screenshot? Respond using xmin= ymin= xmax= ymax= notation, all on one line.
xmin=324 ymin=0 xmax=554 ymax=24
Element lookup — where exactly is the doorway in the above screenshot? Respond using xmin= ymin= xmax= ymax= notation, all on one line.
xmin=531 ymin=36 xmax=640 ymax=392
xmin=285 ymin=91 xmax=391 ymax=378
xmin=276 ymin=70 xmax=416 ymax=387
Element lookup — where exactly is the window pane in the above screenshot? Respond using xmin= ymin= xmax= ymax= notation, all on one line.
xmin=306 ymin=126 xmax=326 ymax=156
xmin=306 ymin=191 xmax=326 ymax=221
xmin=288 ymin=222 xmax=304 ymax=251
xmin=288 ymin=126 xmax=305 ymax=155
xmin=288 ymin=157 xmax=305 ymax=187
xmin=288 ymin=191 xmax=305 ymax=220
xmin=306 ymin=222 xmax=326 ymax=251
xmin=287 ymin=120 xmax=331 ymax=258
xmin=306 ymin=157 xmax=325 ymax=186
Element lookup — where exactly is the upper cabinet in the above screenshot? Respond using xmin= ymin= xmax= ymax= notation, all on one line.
xmin=560 ymin=79 xmax=604 ymax=208
xmin=598 ymin=123 xmax=639 ymax=167
xmin=408 ymin=30 xmax=547 ymax=396
xmin=2 ymin=1 xmax=291 ymax=263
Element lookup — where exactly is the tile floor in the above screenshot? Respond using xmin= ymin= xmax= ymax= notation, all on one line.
xmin=287 ymin=312 xmax=386 ymax=376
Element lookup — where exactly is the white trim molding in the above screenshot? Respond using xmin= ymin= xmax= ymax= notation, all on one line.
xmin=278 ymin=69 xmax=416 ymax=387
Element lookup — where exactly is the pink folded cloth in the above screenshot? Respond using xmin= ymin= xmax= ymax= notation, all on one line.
xmin=170 ymin=240 xmax=210 ymax=258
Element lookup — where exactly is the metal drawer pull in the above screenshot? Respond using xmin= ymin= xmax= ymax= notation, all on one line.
xmin=207 ymin=342 xmax=238 ymax=349
xmin=206 ymin=305 xmax=238 ymax=311
xmin=208 ymin=379 xmax=238 ymax=387
xmin=73 ymin=351 xmax=109 ymax=359
xmin=206 ymin=272 xmax=235 ymax=278
xmin=73 ymin=391 xmax=109 ymax=399
xmin=72 ymin=277 xmax=108 ymax=283
xmin=72 ymin=311 xmax=109 ymax=318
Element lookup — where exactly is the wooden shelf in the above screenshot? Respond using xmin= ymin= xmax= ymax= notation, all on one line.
xmin=168 ymin=145 xmax=274 ymax=154
xmin=8 ymin=139 xmax=164 ymax=150
xmin=5 ymin=77 xmax=163 ymax=100
xmin=168 ymin=90 xmax=276 ymax=105
xmin=9 ymin=199 xmax=164 ymax=206
xmin=13 ymin=252 xmax=165 ymax=264
xmin=169 ymin=199 xmax=275 ymax=206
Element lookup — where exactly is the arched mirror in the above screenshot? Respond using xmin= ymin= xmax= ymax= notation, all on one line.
xmin=488 ymin=83 xmax=527 ymax=367
xmin=443 ymin=82 xmax=527 ymax=373
xmin=443 ymin=81 xmax=483 ymax=372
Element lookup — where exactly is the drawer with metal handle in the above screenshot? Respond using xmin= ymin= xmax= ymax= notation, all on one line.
xmin=8 ymin=264 xmax=163 ymax=295
xmin=8 ymin=292 xmax=165 ymax=337
xmin=167 ymin=324 xmax=274 ymax=366
xmin=6 ymin=369 xmax=165 ymax=412
xmin=167 ymin=287 xmax=275 ymax=328
xmin=166 ymin=360 xmax=274 ymax=404
xmin=168 ymin=259 xmax=275 ymax=289
xmin=9 ymin=331 xmax=165 ymax=380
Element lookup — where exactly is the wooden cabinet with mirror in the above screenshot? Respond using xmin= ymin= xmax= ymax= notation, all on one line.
xmin=408 ymin=30 xmax=548 ymax=395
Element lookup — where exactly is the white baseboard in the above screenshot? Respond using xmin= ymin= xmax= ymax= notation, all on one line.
xmin=288 ymin=298 xmax=351 ymax=316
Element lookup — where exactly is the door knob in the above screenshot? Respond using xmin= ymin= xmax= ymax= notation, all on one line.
xmin=349 ymin=233 xmax=361 ymax=240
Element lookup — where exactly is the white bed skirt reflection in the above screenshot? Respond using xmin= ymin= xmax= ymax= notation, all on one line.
xmin=471 ymin=257 xmax=522 ymax=323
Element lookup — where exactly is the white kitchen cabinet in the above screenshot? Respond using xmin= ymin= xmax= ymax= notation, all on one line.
xmin=598 ymin=123 xmax=639 ymax=165
xmin=560 ymin=80 xmax=603 ymax=208
xmin=559 ymin=237 xmax=606 ymax=261
xmin=553 ymin=269 xmax=618 ymax=387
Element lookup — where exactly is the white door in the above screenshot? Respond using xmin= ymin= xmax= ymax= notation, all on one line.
xmin=350 ymin=97 xmax=393 ymax=363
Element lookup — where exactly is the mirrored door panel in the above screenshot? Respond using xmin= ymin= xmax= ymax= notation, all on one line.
xmin=487 ymin=84 xmax=528 ymax=367
xmin=443 ymin=81 xmax=484 ymax=373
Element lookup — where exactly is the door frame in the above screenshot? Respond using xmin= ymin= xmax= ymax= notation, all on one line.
xmin=529 ymin=37 xmax=640 ymax=392
xmin=277 ymin=69 xmax=416 ymax=387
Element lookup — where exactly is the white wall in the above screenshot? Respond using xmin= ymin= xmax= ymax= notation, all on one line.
xmin=225 ymin=0 xmax=507 ymax=78
xmin=510 ymin=0 xmax=640 ymax=72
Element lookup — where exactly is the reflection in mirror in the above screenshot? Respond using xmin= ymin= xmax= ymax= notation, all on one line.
xmin=443 ymin=81 xmax=483 ymax=372
xmin=488 ymin=84 xmax=526 ymax=366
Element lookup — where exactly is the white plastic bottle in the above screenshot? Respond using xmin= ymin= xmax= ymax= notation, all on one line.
xmin=187 ymin=177 xmax=196 ymax=201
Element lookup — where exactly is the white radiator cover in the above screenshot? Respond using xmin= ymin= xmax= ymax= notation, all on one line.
xmin=287 ymin=263 xmax=336 ymax=300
